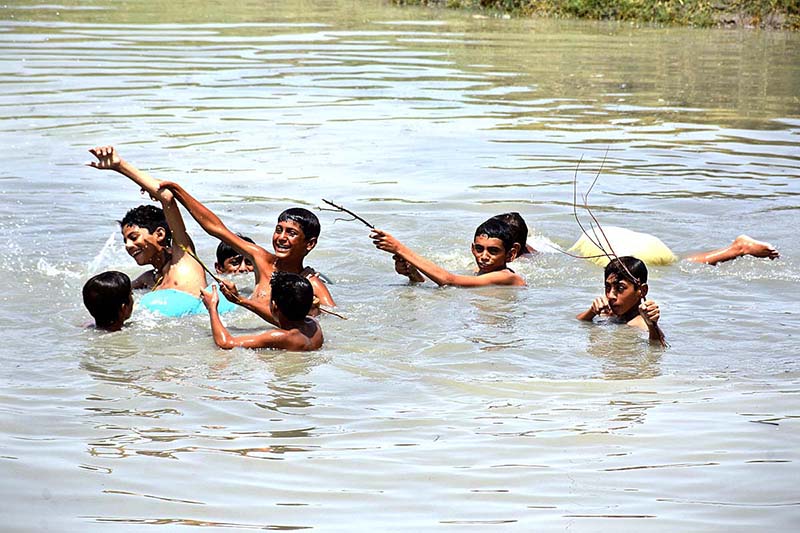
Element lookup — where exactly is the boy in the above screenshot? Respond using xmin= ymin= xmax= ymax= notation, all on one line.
xmin=82 ymin=271 xmax=133 ymax=331
xmin=371 ymin=217 xmax=526 ymax=287
xmin=215 ymin=235 xmax=255 ymax=275
xmin=577 ymin=256 xmax=663 ymax=343
xmin=158 ymin=181 xmax=335 ymax=325
xmin=88 ymin=146 xmax=207 ymax=296
xmin=200 ymin=272 xmax=323 ymax=351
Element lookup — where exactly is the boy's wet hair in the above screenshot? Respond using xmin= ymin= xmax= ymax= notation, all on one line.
xmin=492 ymin=212 xmax=528 ymax=252
xmin=605 ymin=256 xmax=648 ymax=286
xmin=119 ymin=205 xmax=171 ymax=244
xmin=278 ymin=208 xmax=320 ymax=240
xmin=270 ymin=271 xmax=313 ymax=321
xmin=474 ymin=217 xmax=516 ymax=253
xmin=83 ymin=271 xmax=132 ymax=329
xmin=216 ymin=234 xmax=255 ymax=264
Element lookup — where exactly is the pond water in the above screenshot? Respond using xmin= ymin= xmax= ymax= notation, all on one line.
xmin=1 ymin=0 xmax=799 ymax=530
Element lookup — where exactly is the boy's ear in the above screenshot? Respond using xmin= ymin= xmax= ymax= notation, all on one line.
xmin=154 ymin=226 xmax=168 ymax=245
xmin=304 ymin=236 xmax=318 ymax=253
xmin=507 ymin=243 xmax=521 ymax=262
xmin=639 ymin=283 xmax=649 ymax=298
xmin=214 ymin=262 xmax=224 ymax=275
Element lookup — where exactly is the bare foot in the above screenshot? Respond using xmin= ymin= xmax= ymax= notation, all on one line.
xmin=735 ymin=235 xmax=779 ymax=260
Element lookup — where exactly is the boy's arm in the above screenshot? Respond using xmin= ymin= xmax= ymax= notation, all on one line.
xmin=217 ymin=279 xmax=279 ymax=326
xmin=638 ymin=299 xmax=664 ymax=343
xmin=89 ymin=146 xmax=194 ymax=254
xmin=201 ymin=286 xmax=291 ymax=349
xmin=371 ymin=229 xmax=524 ymax=287
xmin=158 ymin=181 xmax=276 ymax=278
xmin=308 ymin=275 xmax=335 ymax=307
xmin=577 ymin=296 xmax=610 ymax=321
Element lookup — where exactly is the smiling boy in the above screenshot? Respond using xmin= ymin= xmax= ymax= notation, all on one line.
xmin=88 ymin=146 xmax=207 ymax=296
xmin=158 ymin=181 xmax=334 ymax=325
xmin=371 ymin=217 xmax=525 ymax=287
xmin=576 ymin=256 xmax=663 ymax=343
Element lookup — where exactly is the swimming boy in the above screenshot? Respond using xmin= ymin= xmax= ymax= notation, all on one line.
xmin=82 ymin=271 xmax=133 ymax=331
xmin=88 ymin=146 xmax=207 ymax=296
xmin=371 ymin=217 xmax=526 ymax=287
xmin=158 ymin=181 xmax=334 ymax=325
xmin=200 ymin=272 xmax=323 ymax=351
xmin=577 ymin=256 xmax=663 ymax=343
xmin=215 ymin=235 xmax=255 ymax=275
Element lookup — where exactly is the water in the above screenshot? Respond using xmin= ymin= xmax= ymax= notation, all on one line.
xmin=1 ymin=1 xmax=799 ymax=530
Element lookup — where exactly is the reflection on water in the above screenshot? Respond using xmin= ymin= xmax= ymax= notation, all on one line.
xmin=1 ymin=0 xmax=799 ymax=530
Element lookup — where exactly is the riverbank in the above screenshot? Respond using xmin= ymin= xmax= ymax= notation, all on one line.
xmin=391 ymin=0 xmax=800 ymax=29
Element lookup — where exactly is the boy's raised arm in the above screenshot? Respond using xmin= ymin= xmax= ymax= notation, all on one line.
xmin=370 ymin=229 xmax=522 ymax=287
xmin=159 ymin=181 xmax=270 ymax=263
xmin=88 ymin=146 xmax=193 ymax=252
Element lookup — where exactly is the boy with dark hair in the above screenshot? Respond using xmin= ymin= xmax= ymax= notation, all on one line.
xmin=371 ymin=217 xmax=525 ymax=287
xmin=200 ymin=272 xmax=323 ymax=351
xmin=158 ymin=181 xmax=335 ymax=325
xmin=215 ymin=235 xmax=255 ymax=275
xmin=88 ymin=146 xmax=207 ymax=297
xmin=82 ymin=271 xmax=133 ymax=331
xmin=577 ymin=256 xmax=663 ymax=343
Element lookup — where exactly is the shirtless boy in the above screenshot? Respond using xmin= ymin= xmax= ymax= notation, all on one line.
xmin=82 ymin=271 xmax=133 ymax=331
xmin=200 ymin=272 xmax=323 ymax=351
xmin=371 ymin=217 xmax=526 ymax=287
xmin=88 ymin=146 xmax=206 ymax=296
xmin=577 ymin=256 xmax=663 ymax=343
xmin=158 ymin=181 xmax=334 ymax=325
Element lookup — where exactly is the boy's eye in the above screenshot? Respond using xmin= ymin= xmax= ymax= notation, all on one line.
xmin=473 ymin=245 xmax=484 ymax=253
xmin=487 ymin=247 xmax=501 ymax=255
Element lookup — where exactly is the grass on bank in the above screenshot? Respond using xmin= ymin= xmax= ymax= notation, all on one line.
xmin=391 ymin=0 xmax=800 ymax=29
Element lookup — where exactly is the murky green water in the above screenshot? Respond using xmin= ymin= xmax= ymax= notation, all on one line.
xmin=1 ymin=1 xmax=799 ymax=530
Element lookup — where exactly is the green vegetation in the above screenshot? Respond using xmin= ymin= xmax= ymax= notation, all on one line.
xmin=391 ymin=0 xmax=800 ymax=29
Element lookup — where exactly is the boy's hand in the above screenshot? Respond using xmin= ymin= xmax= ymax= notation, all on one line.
xmin=88 ymin=146 xmax=122 ymax=170
xmin=370 ymin=229 xmax=401 ymax=254
xmin=393 ymin=254 xmax=424 ymax=282
xmin=158 ymin=181 xmax=180 ymax=193
xmin=200 ymin=285 xmax=220 ymax=310
xmin=591 ymin=296 xmax=611 ymax=316
xmin=219 ymin=279 xmax=241 ymax=303
xmin=639 ymin=299 xmax=660 ymax=326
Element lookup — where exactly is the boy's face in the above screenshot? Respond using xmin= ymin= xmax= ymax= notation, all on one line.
xmin=604 ymin=274 xmax=644 ymax=317
xmin=122 ymin=224 xmax=166 ymax=266
xmin=471 ymin=235 xmax=512 ymax=274
xmin=272 ymin=220 xmax=316 ymax=261
xmin=216 ymin=255 xmax=254 ymax=275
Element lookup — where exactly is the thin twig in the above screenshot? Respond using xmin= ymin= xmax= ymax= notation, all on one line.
xmin=319 ymin=307 xmax=348 ymax=320
xmin=319 ymin=199 xmax=375 ymax=229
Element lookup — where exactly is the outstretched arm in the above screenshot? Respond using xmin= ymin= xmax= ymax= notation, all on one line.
xmin=370 ymin=229 xmax=522 ymax=287
xmin=88 ymin=146 xmax=193 ymax=253
xmin=217 ymin=279 xmax=279 ymax=326
xmin=159 ymin=181 xmax=275 ymax=280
